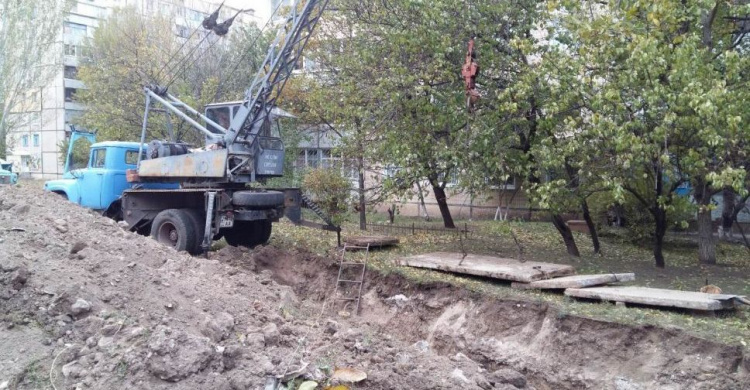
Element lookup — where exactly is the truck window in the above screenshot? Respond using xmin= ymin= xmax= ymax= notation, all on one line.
xmin=91 ymin=148 xmax=106 ymax=168
xmin=205 ymin=106 xmax=231 ymax=134
xmin=125 ymin=150 xmax=145 ymax=165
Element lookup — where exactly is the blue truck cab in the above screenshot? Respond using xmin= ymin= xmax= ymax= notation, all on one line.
xmin=0 ymin=159 xmax=18 ymax=185
xmin=44 ymin=131 xmax=176 ymax=214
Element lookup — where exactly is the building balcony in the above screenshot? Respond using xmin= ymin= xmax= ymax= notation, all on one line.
xmin=64 ymin=102 xmax=85 ymax=111
xmin=63 ymin=79 xmax=85 ymax=89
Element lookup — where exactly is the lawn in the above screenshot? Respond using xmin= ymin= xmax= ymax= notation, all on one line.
xmin=270 ymin=212 xmax=750 ymax=348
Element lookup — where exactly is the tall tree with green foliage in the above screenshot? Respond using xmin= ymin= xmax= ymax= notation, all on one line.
xmin=295 ymin=0 xmax=550 ymax=230
xmin=75 ymin=6 xmax=270 ymax=144
xmin=552 ymin=0 xmax=750 ymax=267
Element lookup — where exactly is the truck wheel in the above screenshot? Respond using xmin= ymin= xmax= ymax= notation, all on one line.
xmin=232 ymin=191 xmax=284 ymax=209
xmin=254 ymin=219 xmax=272 ymax=245
xmin=183 ymin=208 xmax=206 ymax=255
xmin=151 ymin=209 xmax=198 ymax=254
xmin=223 ymin=220 xmax=272 ymax=248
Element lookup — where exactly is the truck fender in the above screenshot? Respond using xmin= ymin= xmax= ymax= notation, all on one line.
xmin=51 ymin=190 xmax=69 ymax=200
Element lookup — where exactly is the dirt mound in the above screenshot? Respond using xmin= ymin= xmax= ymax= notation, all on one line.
xmin=0 ymin=186 xmax=498 ymax=389
xmin=1 ymin=185 xmax=748 ymax=390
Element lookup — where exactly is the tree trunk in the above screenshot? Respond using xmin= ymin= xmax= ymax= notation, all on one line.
xmin=551 ymin=214 xmax=580 ymax=256
xmin=694 ymin=180 xmax=717 ymax=265
xmin=697 ymin=206 xmax=716 ymax=264
xmin=415 ymin=180 xmax=430 ymax=221
xmin=734 ymin=215 xmax=750 ymax=252
xmin=432 ymin=185 xmax=455 ymax=228
xmin=581 ymin=199 xmax=601 ymax=254
xmin=652 ymin=208 xmax=667 ymax=268
xmin=357 ymin=157 xmax=366 ymax=231
xmin=721 ymin=188 xmax=736 ymax=238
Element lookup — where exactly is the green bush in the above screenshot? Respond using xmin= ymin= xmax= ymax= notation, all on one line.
xmin=588 ymin=190 xmax=695 ymax=243
xmin=302 ymin=168 xmax=352 ymax=226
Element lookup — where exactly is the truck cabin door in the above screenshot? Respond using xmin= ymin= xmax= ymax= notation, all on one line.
xmin=79 ymin=147 xmax=107 ymax=209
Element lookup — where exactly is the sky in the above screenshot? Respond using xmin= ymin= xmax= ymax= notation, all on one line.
xmin=224 ymin=0 xmax=274 ymax=23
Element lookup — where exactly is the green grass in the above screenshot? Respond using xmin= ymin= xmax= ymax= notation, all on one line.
xmin=270 ymin=215 xmax=750 ymax=349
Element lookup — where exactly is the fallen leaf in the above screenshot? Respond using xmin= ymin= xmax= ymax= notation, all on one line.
xmin=331 ymin=367 xmax=367 ymax=382
xmin=298 ymin=381 xmax=318 ymax=390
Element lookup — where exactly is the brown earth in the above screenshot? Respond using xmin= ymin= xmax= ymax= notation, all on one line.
xmin=0 ymin=185 xmax=748 ymax=390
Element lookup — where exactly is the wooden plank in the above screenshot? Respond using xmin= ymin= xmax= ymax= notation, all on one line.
xmin=565 ymin=286 xmax=742 ymax=311
xmin=397 ymin=252 xmax=575 ymax=283
xmin=511 ymin=273 xmax=635 ymax=290
xmin=344 ymin=236 xmax=399 ymax=248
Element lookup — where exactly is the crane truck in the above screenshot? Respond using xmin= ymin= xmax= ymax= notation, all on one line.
xmin=45 ymin=0 xmax=337 ymax=255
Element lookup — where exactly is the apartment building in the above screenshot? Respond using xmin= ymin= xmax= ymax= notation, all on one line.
xmin=5 ymin=0 xmax=261 ymax=178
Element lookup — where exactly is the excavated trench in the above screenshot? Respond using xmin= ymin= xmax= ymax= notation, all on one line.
xmin=244 ymin=246 xmax=749 ymax=390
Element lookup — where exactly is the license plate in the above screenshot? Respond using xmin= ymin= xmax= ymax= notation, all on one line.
xmin=219 ymin=214 xmax=234 ymax=228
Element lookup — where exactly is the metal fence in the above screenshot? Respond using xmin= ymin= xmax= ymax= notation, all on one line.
xmin=365 ymin=222 xmax=473 ymax=237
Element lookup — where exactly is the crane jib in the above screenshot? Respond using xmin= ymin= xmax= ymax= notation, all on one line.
xmin=224 ymin=0 xmax=330 ymax=148
xmin=136 ymin=0 xmax=331 ymax=185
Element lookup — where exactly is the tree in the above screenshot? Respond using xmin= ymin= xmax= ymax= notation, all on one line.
xmin=447 ymin=0 xmax=593 ymax=255
xmin=75 ymin=6 xmax=270 ymax=144
xmin=0 ymin=0 xmax=70 ymax=158
xmin=297 ymin=0 xmax=546 ymax=229
xmin=555 ymin=0 xmax=750 ymax=267
xmin=280 ymin=60 xmax=386 ymax=231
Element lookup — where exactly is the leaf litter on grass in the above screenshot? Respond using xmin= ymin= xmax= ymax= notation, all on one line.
xmin=271 ymin=218 xmax=750 ymax=348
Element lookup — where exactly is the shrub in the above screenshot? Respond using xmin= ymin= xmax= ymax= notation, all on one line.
xmin=302 ymin=168 xmax=351 ymax=225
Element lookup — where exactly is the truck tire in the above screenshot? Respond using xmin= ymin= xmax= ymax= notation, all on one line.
xmin=223 ymin=219 xmax=272 ymax=248
xmin=183 ymin=208 xmax=206 ymax=254
xmin=232 ymin=191 xmax=284 ymax=209
xmin=254 ymin=219 xmax=272 ymax=245
xmin=151 ymin=209 xmax=198 ymax=254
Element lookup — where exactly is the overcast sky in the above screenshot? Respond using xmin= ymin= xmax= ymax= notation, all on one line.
xmin=223 ymin=1 xmax=274 ymax=23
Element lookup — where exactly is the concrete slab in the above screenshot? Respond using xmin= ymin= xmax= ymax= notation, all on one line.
xmin=397 ymin=252 xmax=575 ymax=283
xmin=344 ymin=236 xmax=399 ymax=248
xmin=512 ymin=273 xmax=635 ymax=290
xmin=565 ymin=286 xmax=744 ymax=311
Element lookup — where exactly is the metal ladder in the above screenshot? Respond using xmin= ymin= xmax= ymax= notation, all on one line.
xmin=333 ymin=243 xmax=370 ymax=315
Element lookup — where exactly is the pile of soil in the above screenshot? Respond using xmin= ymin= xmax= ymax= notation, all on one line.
xmin=1 ymin=185 xmax=748 ymax=390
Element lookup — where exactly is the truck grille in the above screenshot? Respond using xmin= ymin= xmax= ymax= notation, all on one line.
xmin=0 ymin=176 xmax=10 ymax=184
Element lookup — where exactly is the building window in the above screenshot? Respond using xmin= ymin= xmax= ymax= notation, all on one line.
xmin=32 ymin=134 xmax=40 ymax=147
xmin=176 ymin=25 xmax=190 ymax=38
xmin=486 ymin=175 xmax=516 ymax=190
xmin=383 ymin=165 xmax=399 ymax=179
xmin=64 ymin=66 xmax=78 ymax=79
xmin=306 ymin=149 xmax=319 ymax=168
xmin=64 ymin=22 xmax=87 ymax=39
xmin=188 ymin=9 xmax=204 ymax=22
xmin=64 ymin=44 xmax=89 ymax=58
xmin=21 ymin=135 xmax=29 ymax=147
xmin=295 ymin=149 xmax=339 ymax=170
xmin=64 ymin=88 xmax=78 ymax=102
xmin=321 ymin=149 xmax=333 ymax=168
xmin=438 ymin=170 xmax=459 ymax=187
